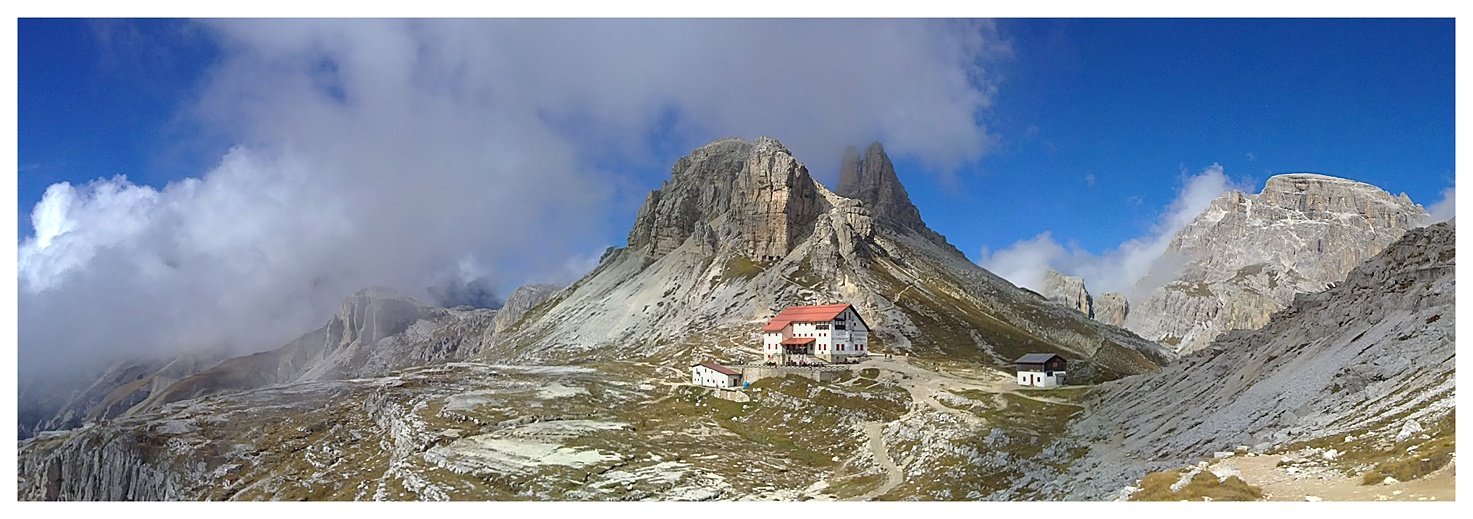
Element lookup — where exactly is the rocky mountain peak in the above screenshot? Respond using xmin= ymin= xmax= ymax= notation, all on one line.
xmin=834 ymin=142 xmax=962 ymax=257
xmin=1042 ymin=269 xmax=1093 ymax=317
xmin=330 ymin=286 xmax=434 ymax=348
xmin=491 ymin=283 xmax=561 ymax=334
xmin=1253 ymin=173 xmax=1427 ymax=229
xmin=1125 ymin=172 xmax=1430 ymax=354
xmin=836 ymin=142 xmax=926 ymax=233
xmin=627 ymin=136 xmax=821 ymax=261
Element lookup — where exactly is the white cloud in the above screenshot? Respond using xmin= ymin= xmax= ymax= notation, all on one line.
xmin=18 ymin=19 xmax=1008 ymax=379
xmin=979 ymin=164 xmax=1246 ymax=300
xmin=1423 ymin=185 xmax=1455 ymax=224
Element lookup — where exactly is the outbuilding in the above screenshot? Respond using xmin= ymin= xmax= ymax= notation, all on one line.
xmin=1015 ymin=353 xmax=1067 ymax=387
xmin=691 ymin=363 xmax=743 ymax=389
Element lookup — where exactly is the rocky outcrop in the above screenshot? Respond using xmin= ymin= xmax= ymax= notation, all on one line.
xmin=491 ymin=283 xmax=561 ymax=334
xmin=1053 ymin=221 xmax=1455 ymax=499
xmin=1039 ymin=270 xmax=1131 ymax=328
xmin=836 ymin=143 xmax=962 ymax=256
xmin=1125 ymin=173 xmax=1429 ymax=353
xmin=837 ymin=143 xmax=925 ymax=233
xmin=1042 ymin=269 xmax=1093 ymax=317
xmin=627 ymin=137 xmax=822 ymax=261
xmin=1093 ymin=293 xmax=1128 ymax=327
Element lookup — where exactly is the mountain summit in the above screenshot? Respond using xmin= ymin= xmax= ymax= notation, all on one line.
xmin=1123 ymin=173 xmax=1428 ymax=354
xmin=486 ymin=136 xmax=1171 ymax=379
xmin=838 ymin=142 xmax=959 ymax=254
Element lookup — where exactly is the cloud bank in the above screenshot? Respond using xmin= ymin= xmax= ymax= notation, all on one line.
xmin=18 ymin=19 xmax=1009 ymax=379
xmin=978 ymin=164 xmax=1245 ymax=299
xmin=1423 ymin=185 xmax=1455 ymax=224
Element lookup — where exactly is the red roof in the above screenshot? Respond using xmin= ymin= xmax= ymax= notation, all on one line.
xmin=761 ymin=304 xmax=855 ymax=332
xmin=780 ymin=337 xmax=817 ymax=345
xmin=692 ymin=362 xmax=741 ymax=376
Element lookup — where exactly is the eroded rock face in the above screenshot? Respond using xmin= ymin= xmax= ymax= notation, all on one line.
xmin=1093 ymin=293 xmax=1129 ymax=327
xmin=837 ymin=143 xmax=925 ymax=232
xmin=1053 ymin=221 xmax=1455 ymax=499
xmin=836 ymin=143 xmax=962 ymax=256
xmin=491 ymin=284 xmax=561 ymax=334
xmin=1125 ymin=173 xmax=1429 ymax=353
xmin=627 ymin=137 xmax=822 ymax=261
xmin=1042 ymin=269 xmax=1093 ymax=317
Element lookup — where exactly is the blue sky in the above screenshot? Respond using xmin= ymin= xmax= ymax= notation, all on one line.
xmin=18 ymin=18 xmax=1454 ymax=256
xmin=12 ymin=18 xmax=1457 ymax=370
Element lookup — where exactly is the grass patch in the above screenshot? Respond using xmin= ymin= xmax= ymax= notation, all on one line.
xmin=718 ymin=255 xmax=764 ymax=283
xmin=828 ymin=473 xmax=886 ymax=499
xmin=1130 ymin=470 xmax=1264 ymax=501
xmin=1359 ymin=411 xmax=1456 ymax=485
xmin=1016 ymin=386 xmax=1093 ymax=402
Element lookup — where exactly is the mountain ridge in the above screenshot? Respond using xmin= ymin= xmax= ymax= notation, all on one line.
xmin=1118 ymin=172 xmax=1429 ymax=353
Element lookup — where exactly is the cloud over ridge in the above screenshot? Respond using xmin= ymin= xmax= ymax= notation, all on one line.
xmin=18 ymin=19 xmax=1009 ymax=378
xmin=978 ymin=164 xmax=1246 ymax=299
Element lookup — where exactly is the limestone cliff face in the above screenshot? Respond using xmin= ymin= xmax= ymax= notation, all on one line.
xmin=1125 ymin=173 xmax=1428 ymax=354
xmin=837 ymin=143 xmax=925 ymax=234
xmin=1052 ymin=221 xmax=1454 ymax=499
xmin=1042 ymin=269 xmax=1093 ymax=317
xmin=1093 ymin=293 xmax=1129 ymax=327
xmin=627 ymin=137 xmax=822 ymax=261
xmin=491 ymin=284 xmax=561 ymax=334
xmin=1039 ymin=270 xmax=1130 ymax=328
xmin=836 ymin=143 xmax=963 ymax=256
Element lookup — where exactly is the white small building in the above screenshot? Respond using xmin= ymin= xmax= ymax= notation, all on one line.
xmin=761 ymin=303 xmax=870 ymax=364
xmin=1015 ymin=353 xmax=1067 ymax=387
xmin=691 ymin=363 xmax=743 ymax=388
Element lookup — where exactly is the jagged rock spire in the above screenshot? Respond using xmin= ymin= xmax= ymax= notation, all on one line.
xmin=835 ymin=143 xmax=927 ymax=233
xmin=834 ymin=142 xmax=963 ymax=258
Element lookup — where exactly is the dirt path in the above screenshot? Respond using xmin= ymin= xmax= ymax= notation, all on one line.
xmin=843 ymin=356 xmax=1020 ymax=500
xmin=851 ymin=422 xmax=905 ymax=501
xmin=1218 ymin=453 xmax=1456 ymax=501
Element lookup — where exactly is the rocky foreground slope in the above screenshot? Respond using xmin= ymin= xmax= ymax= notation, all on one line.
xmin=1045 ymin=220 xmax=1455 ymax=499
xmin=1122 ymin=173 xmax=1428 ymax=354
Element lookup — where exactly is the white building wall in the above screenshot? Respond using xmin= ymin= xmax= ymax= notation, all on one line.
xmin=764 ymin=307 xmax=872 ymax=363
xmin=1017 ymin=370 xmax=1068 ymax=387
xmin=692 ymin=366 xmax=741 ymax=388
xmin=764 ymin=328 xmax=794 ymax=362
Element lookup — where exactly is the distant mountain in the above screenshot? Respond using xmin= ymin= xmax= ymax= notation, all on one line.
xmin=482 ymin=137 xmax=1172 ymax=380
xmin=1123 ymin=173 xmax=1428 ymax=354
xmin=18 ymin=284 xmax=561 ymax=439
xmin=1048 ymin=219 xmax=1455 ymax=499
xmin=17 ymin=350 xmax=230 ymax=439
